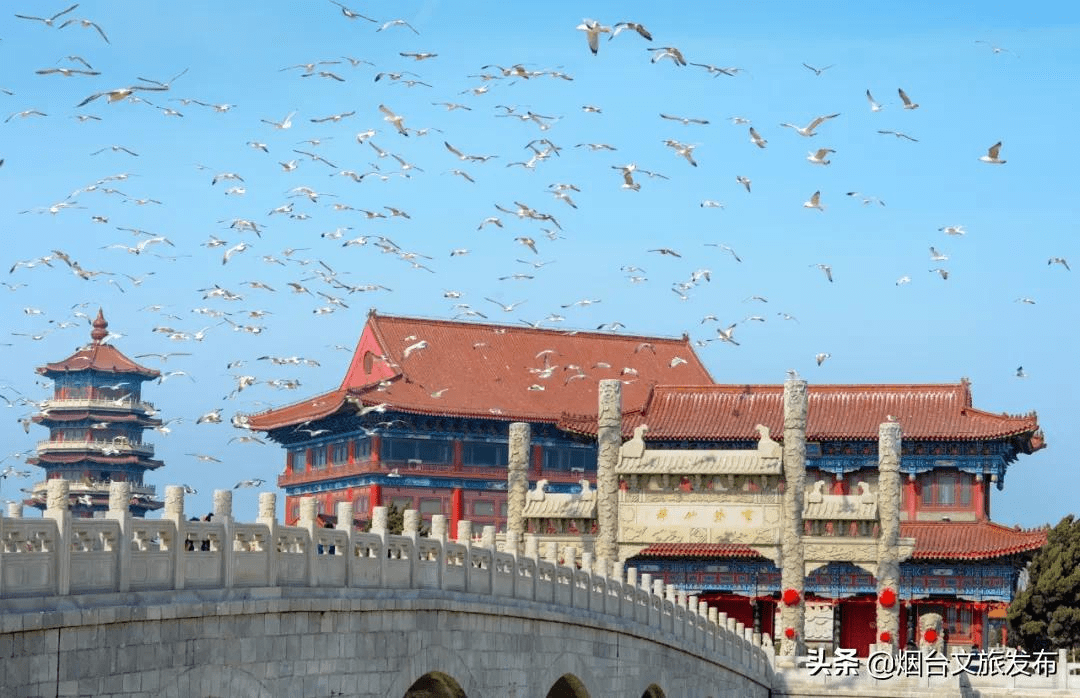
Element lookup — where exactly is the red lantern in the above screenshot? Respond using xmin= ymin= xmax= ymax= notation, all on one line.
xmin=879 ymin=631 xmax=892 ymax=643
xmin=785 ymin=627 xmax=796 ymax=639
xmin=782 ymin=588 xmax=801 ymax=606
xmin=879 ymin=588 xmax=897 ymax=607
xmin=924 ymin=628 xmax=938 ymax=644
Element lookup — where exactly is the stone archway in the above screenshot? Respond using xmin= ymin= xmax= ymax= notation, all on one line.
xmin=641 ymin=684 xmax=666 ymax=698
xmin=546 ymin=673 xmax=590 ymax=698
xmin=403 ymin=671 xmax=467 ymax=698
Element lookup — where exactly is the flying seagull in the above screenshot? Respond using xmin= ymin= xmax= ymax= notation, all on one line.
xmin=979 ymin=141 xmax=1006 ymax=164
xmin=780 ymin=113 xmax=840 ymax=137
xmin=576 ymin=18 xmax=611 ymax=55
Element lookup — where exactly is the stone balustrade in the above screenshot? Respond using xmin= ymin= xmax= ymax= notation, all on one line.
xmin=0 ymin=480 xmax=775 ymax=686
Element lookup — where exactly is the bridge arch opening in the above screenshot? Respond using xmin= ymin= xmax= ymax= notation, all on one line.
xmin=641 ymin=684 xmax=666 ymax=698
xmin=403 ymin=671 xmax=467 ymax=698
xmin=546 ymin=673 xmax=590 ymax=698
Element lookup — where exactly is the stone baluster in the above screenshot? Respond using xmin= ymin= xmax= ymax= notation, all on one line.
xmin=213 ymin=489 xmax=236 ymax=588
xmin=43 ymin=479 xmax=71 ymax=595
xmin=370 ymin=506 xmax=389 ymax=587
xmin=334 ymin=501 xmax=353 ymax=586
xmin=523 ymin=533 xmax=538 ymax=559
xmin=257 ymin=492 xmax=278 ymax=587
xmin=780 ymin=376 xmax=808 ymax=660
xmin=430 ymin=515 xmax=447 ymax=544
xmin=506 ymin=422 xmax=530 ymax=556
xmin=543 ymin=540 xmax=558 ymax=565
xmin=708 ymin=606 xmax=719 ymax=653
xmin=404 ymin=509 xmax=421 ymax=541
xmin=297 ymin=496 xmax=318 ymax=587
xmin=106 ymin=481 xmax=132 ymax=592
xmin=596 ymin=379 xmax=622 ymax=567
xmin=456 ymin=519 xmax=472 ymax=546
xmin=480 ymin=524 xmax=495 ymax=550
xmin=162 ymin=485 xmax=186 ymax=590
xmin=877 ymin=420 xmax=902 ymax=652
xmin=7 ymin=500 xmax=22 ymax=518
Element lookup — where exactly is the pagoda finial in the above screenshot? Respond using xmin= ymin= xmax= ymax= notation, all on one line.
xmin=90 ymin=308 xmax=108 ymax=344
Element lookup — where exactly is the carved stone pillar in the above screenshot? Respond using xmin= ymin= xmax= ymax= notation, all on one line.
xmin=596 ymin=379 xmax=622 ymax=564
xmin=213 ymin=489 xmax=233 ymax=524
xmin=258 ymin=492 xmax=277 ymax=525
xmin=44 ymin=479 xmax=72 ymax=595
xmin=876 ymin=421 xmax=902 ymax=650
xmin=507 ymin=422 xmax=530 ymax=555
xmin=6 ymin=500 xmax=22 ymax=518
xmin=780 ymin=377 xmax=807 ymax=657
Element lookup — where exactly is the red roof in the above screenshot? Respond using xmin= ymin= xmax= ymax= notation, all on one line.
xmin=558 ymin=382 xmax=1041 ymax=444
xmin=632 ymin=543 xmax=764 ymax=559
xmin=38 ymin=310 xmax=159 ymax=379
xmin=628 ymin=522 xmax=1047 ymax=563
xmin=249 ymin=311 xmax=712 ymax=431
xmin=902 ymin=521 xmax=1047 ymax=561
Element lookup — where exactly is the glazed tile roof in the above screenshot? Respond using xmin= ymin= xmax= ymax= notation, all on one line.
xmin=38 ymin=310 xmax=159 ymax=379
xmin=901 ymin=521 xmax=1047 ymax=560
xmin=632 ymin=543 xmax=764 ymax=559
xmin=558 ymin=382 xmax=1041 ymax=444
xmin=249 ymin=311 xmax=712 ymax=431
xmin=628 ymin=522 xmax=1046 ymax=562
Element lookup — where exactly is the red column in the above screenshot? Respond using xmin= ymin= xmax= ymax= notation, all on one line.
xmin=905 ymin=476 xmax=918 ymax=521
xmin=452 ymin=439 xmax=463 ymax=472
xmin=370 ymin=435 xmax=381 ymax=466
xmin=972 ymin=603 xmax=985 ymax=648
xmin=450 ymin=487 xmax=464 ymax=539
xmin=347 ymin=438 xmax=355 ymax=465
xmin=831 ymin=473 xmax=845 ymax=495
xmin=305 ymin=448 xmax=312 ymax=473
xmin=531 ymin=444 xmax=543 ymax=476
xmin=974 ymin=475 xmax=986 ymax=521
xmin=370 ymin=483 xmax=383 ymax=509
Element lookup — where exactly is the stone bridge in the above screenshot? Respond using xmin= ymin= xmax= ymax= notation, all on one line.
xmin=0 ymin=482 xmax=773 ymax=697
xmin=4 ymin=482 xmax=1077 ymax=697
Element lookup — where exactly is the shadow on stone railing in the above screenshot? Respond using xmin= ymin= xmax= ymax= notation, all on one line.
xmin=0 ymin=481 xmax=774 ymax=685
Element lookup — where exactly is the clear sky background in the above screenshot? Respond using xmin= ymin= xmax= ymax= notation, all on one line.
xmin=0 ymin=2 xmax=1076 ymax=525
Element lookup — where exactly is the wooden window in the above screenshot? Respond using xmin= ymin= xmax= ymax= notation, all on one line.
xmin=473 ymin=500 xmax=495 ymax=517
xmin=462 ymin=441 xmax=507 ymax=467
xmin=419 ymin=498 xmax=443 ymax=515
xmin=330 ymin=441 xmax=348 ymax=465
xmin=310 ymin=447 xmax=327 ymax=469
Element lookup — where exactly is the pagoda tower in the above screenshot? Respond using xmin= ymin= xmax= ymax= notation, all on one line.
xmin=26 ymin=309 xmax=164 ymax=517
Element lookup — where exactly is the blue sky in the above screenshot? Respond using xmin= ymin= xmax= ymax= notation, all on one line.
xmin=0 ymin=2 xmax=1076 ymax=525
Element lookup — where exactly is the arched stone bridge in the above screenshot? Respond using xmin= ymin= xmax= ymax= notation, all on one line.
xmin=0 ymin=482 xmax=773 ymax=697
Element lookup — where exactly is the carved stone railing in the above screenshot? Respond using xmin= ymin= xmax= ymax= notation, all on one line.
xmin=36 ymin=439 xmax=155 ymax=456
xmin=0 ymin=480 xmax=774 ymax=686
xmin=40 ymin=397 xmax=156 ymax=413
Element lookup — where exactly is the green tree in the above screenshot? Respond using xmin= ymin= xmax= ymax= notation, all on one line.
xmin=1007 ymin=515 xmax=1080 ymax=652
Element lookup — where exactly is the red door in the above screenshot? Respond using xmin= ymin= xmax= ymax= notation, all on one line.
xmin=840 ymin=599 xmax=877 ymax=656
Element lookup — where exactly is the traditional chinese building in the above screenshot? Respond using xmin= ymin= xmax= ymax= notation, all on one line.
xmin=248 ymin=310 xmax=712 ymax=530
xmin=250 ymin=312 xmax=1047 ymax=656
xmin=556 ymin=381 xmax=1047 ymax=655
xmin=26 ymin=310 xmax=164 ymax=517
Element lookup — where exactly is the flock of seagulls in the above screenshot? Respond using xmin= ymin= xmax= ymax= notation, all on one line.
xmin=0 ymin=4 xmax=1071 ymax=516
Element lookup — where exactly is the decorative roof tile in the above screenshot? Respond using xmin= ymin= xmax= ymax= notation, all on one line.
xmin=901 ymin=521 xmax=1047 ymax=560
xmin=249 ymin=311 xmax=711 ymax=431
xmin=558 ymin=382 xmax=1041 ymax=444
xmin=631 ymin=543 xmax=764 ymax=559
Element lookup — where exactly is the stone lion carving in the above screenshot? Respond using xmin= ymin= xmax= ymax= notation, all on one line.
xmin=619 ymin=424 xmax=648 ymax=459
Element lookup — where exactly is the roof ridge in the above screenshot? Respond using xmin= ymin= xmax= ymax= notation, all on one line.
xmin=372 ymin=309 xmax=698 ymax=344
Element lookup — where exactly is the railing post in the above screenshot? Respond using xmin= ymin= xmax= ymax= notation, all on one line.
xmin=482 ymin=525 xmax=496 ymax=594
xmin=405 ymin=510 xmax=421 ymax=588
xmin=43 ymin=479 xmax=71 ymax=596
xmin=214 ymin=489 xmax=234 ymax=588
xmin=297 ymin=496 xmax=318 ymax=587
xmin=258 ymin=492 xmax=278 ymax=587
xmin=371 ymin=506 xmax=388 ymax=587
xmin=106 ymin=481 xmax=132 ymax=592
xmin=335 ymin=501 xmax=353 ymax=588
xmin=162 ymin=485 xmax=186 ymax=590
xmin=457 ymin=519 xmax=473 ymax=592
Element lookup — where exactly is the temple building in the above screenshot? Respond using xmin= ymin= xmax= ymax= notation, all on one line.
xmin=250 ymin=311 xmax=1047 ymax=656
xmin=26 ymin=310 xmax=164 ymax=517
xmin=248 ymin=310 xmax=712 ymax=529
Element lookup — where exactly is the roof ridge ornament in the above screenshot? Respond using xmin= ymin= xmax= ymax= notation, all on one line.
xmin=90 ymin=308 xmax=108 ymax=344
